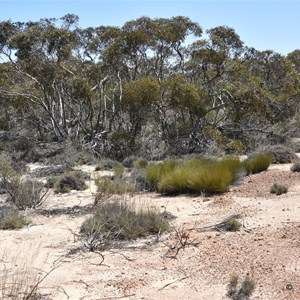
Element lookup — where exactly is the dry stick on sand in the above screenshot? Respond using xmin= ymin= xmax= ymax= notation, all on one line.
xmin=158 ymin=276 xmax=189 ymax=291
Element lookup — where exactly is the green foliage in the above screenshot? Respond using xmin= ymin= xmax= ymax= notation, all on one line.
xmin=225 ymin=217 xmax=242 ymax=232
xmin=146 ymin=157 xmax=243 ymax=195
xmin=95 ymin=177 xmax=135 ymax=196
xmin=133 ymin=158 xmax=148 ymax=170
xmin=54 ymin=170 xmax=88 ymax=193
xmin=107 ymin=130 xmax=138 ymax=161
xmin=80 ymin=199 xmax=170 ymax=242
xmin=270 ymin=183 xmax=288 ymax=195
xmin=113 ymin=163 xmax=124 ymax=178
xmin=145 ymin=160 xmax=179 ymax=191
xmin=244 ymin=152 xmax=272 ymax=174
xmin=226 ymin=139 xmax=246 ymax=155
xmin=0 ymin=205 xmax=30 ymax=230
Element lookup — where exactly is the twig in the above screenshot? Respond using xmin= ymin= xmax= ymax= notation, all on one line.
xmin=97 ymin=294 xmax=136 ymax=299
xmin=158 ymin=276 xmax=188 ymax=291
xmin=108 ymin=251 xmax=137 ymax=262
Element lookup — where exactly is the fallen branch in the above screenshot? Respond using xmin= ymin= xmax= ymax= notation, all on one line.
xmin=158 ymin=276 xmax=188 ymax=291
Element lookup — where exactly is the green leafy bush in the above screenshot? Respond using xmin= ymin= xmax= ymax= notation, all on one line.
xmin=270 ymin=183 xmax=288 ymax=195
xmin=80 ymin=199 xmax=169 ymax=242
xmin=244 ymin=152 xmax=272 ymax=174
xmin=0 ymin=205 xmax=30 ymax=230
xmin=54 ymin=171 xmax=88 ymax=193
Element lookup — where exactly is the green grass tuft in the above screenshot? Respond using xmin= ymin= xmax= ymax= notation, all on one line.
xmin=244 ymin=152 xmax=272 ymax=174
xmin=146 ymin=157 xmax=243 ymax=195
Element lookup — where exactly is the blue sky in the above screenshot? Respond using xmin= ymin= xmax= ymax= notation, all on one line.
xmin=0 ymin=0 xmax=299 ymax=55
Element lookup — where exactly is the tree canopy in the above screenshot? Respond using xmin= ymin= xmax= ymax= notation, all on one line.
xmin=1 ymin=15 xmax=299 ymax=159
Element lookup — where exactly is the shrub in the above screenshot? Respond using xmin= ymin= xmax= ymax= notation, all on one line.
xmin=130 ymin=169 xmax=147 ymax=192
xmin=290 ymin=161 xmax=300 ymax=172
xmin=122 ymin=156 xmax=137 ymax=168
xmin=95 ymin=159 xmax=118 ymax=171
xmin=145 ymin=160 xmax=179 ymax=191
xmin=156 ymin=157 xmax=243 ymax=195
xmin=80 ymin=199 xmax=170 ymax=242
xmin=244 ymin=152 xmax=272 ymax=174
xmin=0 ymin=205 xmax=30 ymax=230
xmin=239 ymin=276 xmax=256 ymax=297
xmin=158 ymin=166 xmax=188 ymax=195
xmin=225 ymin=217 xmax=242 ymax=232
xmin=266 ymin=144 xmax=297 ymax=164
xmin=226 ymin=139 xmax=246 ymax=155
xmin=95 ymin=177 xmax=135 ymax=197
xmin=43 ymin=141 xmax=98 ymax=166
xmin=0 ymin=155 xmax=46 ymax=209
xmin=7 ymin=179 xmax=45 ymax=210
xmin=113 ymin=163 xmax=125 ymax=178
xmin=54 ymin=171 xmax=88 ymax=193
xmin=270 ymin=183 xmax=288 ymax=195
xmin=227 ymin=274 xmax=256 ymax=299
xmin=133 ymin=158 xmax=148 ymax=170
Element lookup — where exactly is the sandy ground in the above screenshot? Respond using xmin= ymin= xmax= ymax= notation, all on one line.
xmin=0 ymin=163 xmax=300 ymax=299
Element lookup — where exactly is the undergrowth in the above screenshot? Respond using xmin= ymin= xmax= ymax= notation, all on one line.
xmin=80 ymin=198 xmax=170 ymax=244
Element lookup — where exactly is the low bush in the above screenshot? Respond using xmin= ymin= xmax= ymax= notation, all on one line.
xmin=266 ymin=144 xmax=297 ymax=164
xmin=95 ymin=176 xmax=135 ymax=197
xmin=95 ymin=159 xmax=118 ymax=171
xmin=0 ymin=205 xmax=30 ymax=230
xmin=270 ymin=183 xmax=288 ymax=195
xmin=133 ymin=158 xmax=148 ymax=170
xmin=145 ymin=160 xmax=179 ymax=191
xmin=227 ymin=275 xmax=256 ymax=299
xmin=8 ymin=179 xmax=45 ymax=210
xmin=122 ymin=156 xmax=137 ymax=168
xmin=244 ymin=152 xmax=272 ymax=174
xmin=130 ymin=169 xmax=147 ymax=192
xmin=54 ymin=171 xmax=88 ymax=193
xmin=290 ymin=161 xmax=300 ymax=172
xmin=80 ymin=199 xmax=170 ymax=242
xmin=225 ymin=217 xmax=242 ymax=232
xmin=0 ymin=155 xmax=46 ymax=209
xmin=113 ymin=163 xmax=125 ymax=178
xmin=147 ymin=157 xmax=243 ymax=195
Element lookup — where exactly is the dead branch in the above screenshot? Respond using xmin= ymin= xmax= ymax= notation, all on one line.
xmin=158 ymin=276 xmax=188 ymax=291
